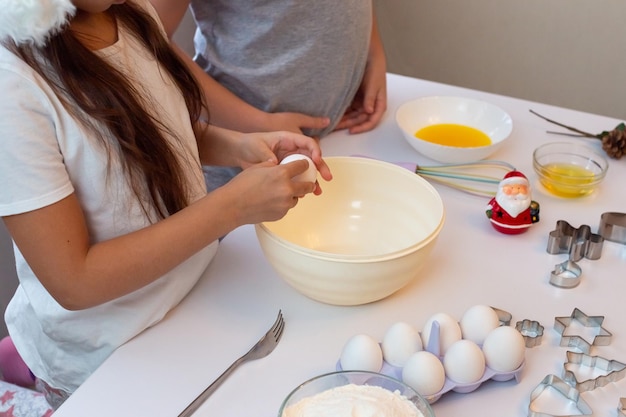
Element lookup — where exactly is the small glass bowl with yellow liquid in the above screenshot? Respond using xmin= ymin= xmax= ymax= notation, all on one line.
xmin=532 ymin=142 xmax=608 ymax=198
xmin=395 ymin=96 xmax=513 ymax=163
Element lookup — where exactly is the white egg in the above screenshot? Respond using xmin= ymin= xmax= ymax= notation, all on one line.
xmin=381 ymin=322 xmax=423 ymax=367
xmin=421 ymin=313 xmax=462 ymax=355
xmin=402 ymin=350 xmax=446 ymax=396
xmin=280 ymin=154 xmax=317 ymax=183
xmin=443 ymin=339 xmax=485 ymax=384
xmin=482 ymin=326 xmax=526 ymax=372
xmin=460 ymin=305 xmax=500 ymax=345
xmin=339 ymin=334 xmax=383 ymax=372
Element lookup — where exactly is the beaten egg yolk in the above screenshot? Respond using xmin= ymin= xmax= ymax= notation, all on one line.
xmin=415 ymin=123 xmax=491 ymax=147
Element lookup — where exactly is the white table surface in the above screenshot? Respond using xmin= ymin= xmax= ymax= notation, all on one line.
xmin=55 ymin=73 xmax=626 ymax=417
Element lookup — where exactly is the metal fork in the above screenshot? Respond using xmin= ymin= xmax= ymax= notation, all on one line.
xmin=177 ymin=310 xmax=285 ymax=417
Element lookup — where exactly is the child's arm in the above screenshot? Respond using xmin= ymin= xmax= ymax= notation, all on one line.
xmin=334 ymin=6 xmax=388 ymax=134
xmin=2 ymin=131 xmax=329 ymax=311
xmin=3 ymin=191 xmax=233 ymax=311
xmin=194 ymin=124 xmax=328 ymax=169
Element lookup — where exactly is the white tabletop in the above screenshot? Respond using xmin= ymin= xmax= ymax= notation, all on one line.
xmin=55 ymin=74 xmax=626 ymax=417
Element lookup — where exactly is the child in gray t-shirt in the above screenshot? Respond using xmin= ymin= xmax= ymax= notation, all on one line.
xmin=151 ymin=0 xmax=387 ymax=189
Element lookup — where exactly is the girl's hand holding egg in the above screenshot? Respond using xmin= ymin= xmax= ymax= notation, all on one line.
xmin=280 ymin=154 xmax=318 ymax=183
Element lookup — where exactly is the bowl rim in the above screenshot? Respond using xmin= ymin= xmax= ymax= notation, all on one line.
xmin=532 ymin=141 xmax=609 ymax=181
xmin=395 ymin=95 xmax=514 ymax=150
xmin=278 ymin=370 xmax=435 ymax=416
xmin=256 ymin=156 xmax=446 ymax=262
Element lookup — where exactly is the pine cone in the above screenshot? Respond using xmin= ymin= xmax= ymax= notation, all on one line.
xmin=600 ymin=123 xmax=626 ymax=159
xmin=530 ymin=110 xmax=626 ymax=160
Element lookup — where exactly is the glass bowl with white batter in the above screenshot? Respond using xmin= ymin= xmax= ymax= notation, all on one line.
xmin=279 ymin=370 xmax=435 ymax=417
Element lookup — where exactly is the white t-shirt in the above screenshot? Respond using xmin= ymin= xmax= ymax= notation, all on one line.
xmin=0 ymin=1 xmax=217 ymax=393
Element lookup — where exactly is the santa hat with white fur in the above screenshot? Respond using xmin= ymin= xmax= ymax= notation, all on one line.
xmin=0 ymin=0 xmax=76 ymax=47
xmin=499 ymin=170 xmax=529 ymax=187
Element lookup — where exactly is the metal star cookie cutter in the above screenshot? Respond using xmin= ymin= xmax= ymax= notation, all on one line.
xmin=599 ymin=212 xmax=626 ymax=245
xmin=547 ymin=220 xmax=604 ymax=261
xmin=562 ymin=351 xmax=626 ymax=392
xmin=618 ymin=398 xmax=626 ymax=417
xmin=515 ymin=319 xmax=544 ymax=348
xmin=554 ymin=308 xmax=612 ymax=354
xmin=528 ymin=374 xmax=592 ymax=417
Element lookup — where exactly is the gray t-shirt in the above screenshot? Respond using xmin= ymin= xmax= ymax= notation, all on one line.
xmin=190 ymin=0 xmax=372 ymax=137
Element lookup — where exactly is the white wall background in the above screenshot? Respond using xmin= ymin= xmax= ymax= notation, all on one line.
xmin=374 ymin=0 xmax=626 ymax=120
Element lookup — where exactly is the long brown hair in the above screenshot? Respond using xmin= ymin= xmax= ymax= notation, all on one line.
xmin=7 ymin=1 xmax=207 ymax=220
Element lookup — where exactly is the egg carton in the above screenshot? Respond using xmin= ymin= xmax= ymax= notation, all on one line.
xmin=337 ymin=321 xmax=524 ymax=404
xmin=337 ymin=356 xmax=524 ymax=404
xmin=376 ymin=359 xmax=523 ymax=404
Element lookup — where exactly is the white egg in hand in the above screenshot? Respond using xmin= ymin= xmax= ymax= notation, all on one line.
xmin=381 ymin=322 xmax=423 ymax=367
xmin=482 ymin=326 xmax=525 ymax=372
xmin=280 ymin=154 xmax=317 ymax=183
xmin=421 ymin=313 xmax=462 ymax=355
xmin=402 ymin=350 xmax=446 ymax=397
xmin=443 ymin=339 xmax=485 ymax=384
xmin=339 ymin=334 xmax=383 ymax=372
xmin=460 ymin=304 xmax=500 ymax=345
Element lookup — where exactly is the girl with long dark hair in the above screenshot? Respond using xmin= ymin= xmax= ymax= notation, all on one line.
xmin=0 ymin=0 xmax=331 ymax=407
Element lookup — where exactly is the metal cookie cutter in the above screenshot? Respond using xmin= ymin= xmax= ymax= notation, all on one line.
xmin=491 ymin=306 xmax=512 ymax=326
xmin=547 ymin=220 xmax=604 ymax=261
xmin=599 ymin=212 xmax=626 ymax=245
xmin=550 ymin=260 xmax=582 ymax=289
xmin=554 ymin=308 xmax=612 ymax=354
xmin=528 ymin=374 xmax=592 ymax=417
xmin=547 ymin=220 xmax=604 ymax=288
xmin=515 ymin=319 xmax=544 ymax=348
xmin=562 ymin=351 xmax=626 ymax=392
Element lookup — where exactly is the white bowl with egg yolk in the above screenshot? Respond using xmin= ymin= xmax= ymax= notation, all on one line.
xmin=396 ymin=96 xmax=513 ymax=163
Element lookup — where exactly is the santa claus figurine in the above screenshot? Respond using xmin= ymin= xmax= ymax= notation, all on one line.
xmin=486 ymin=171 xmax=540 ymax=234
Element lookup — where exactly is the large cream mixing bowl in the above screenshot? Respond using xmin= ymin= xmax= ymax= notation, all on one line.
xmin=255 ymin=156 xmax=445 ymax=306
